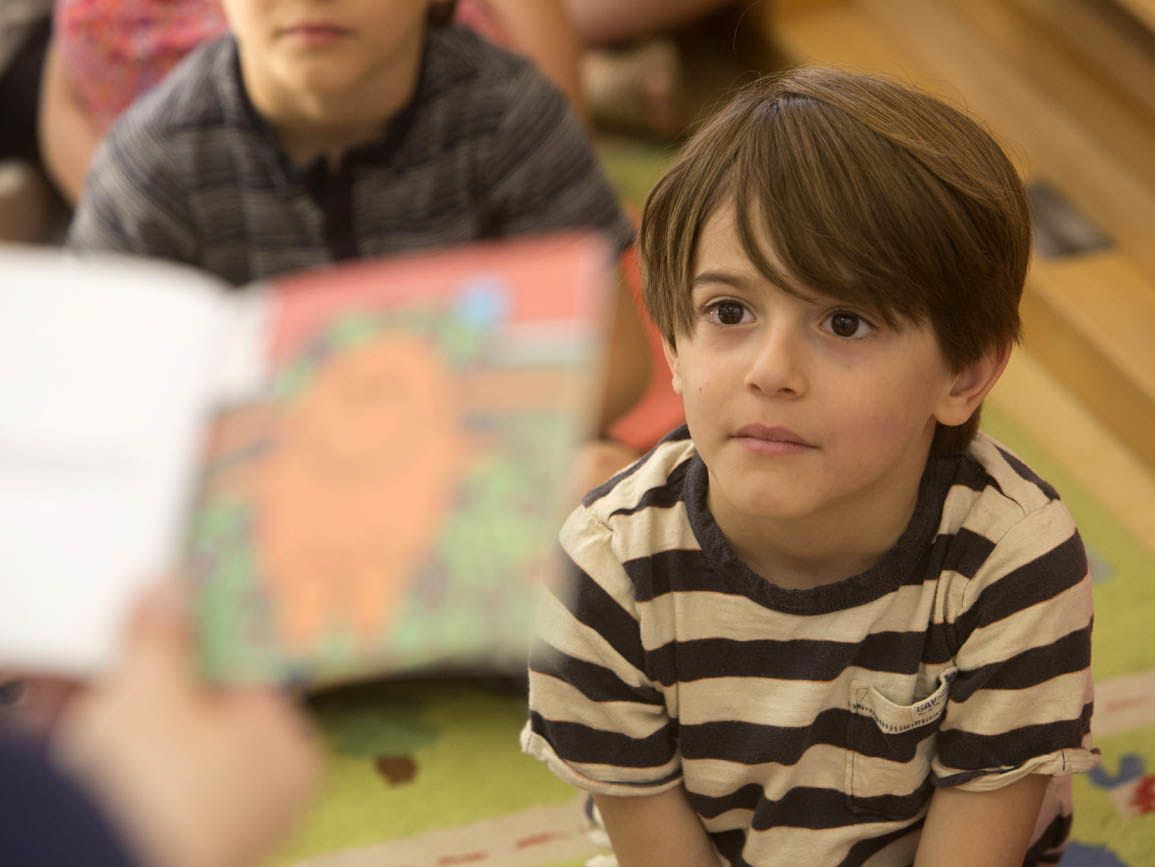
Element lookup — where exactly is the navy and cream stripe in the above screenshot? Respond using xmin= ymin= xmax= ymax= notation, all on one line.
xmin=523 ymin=428 xmax=1097 ymax=865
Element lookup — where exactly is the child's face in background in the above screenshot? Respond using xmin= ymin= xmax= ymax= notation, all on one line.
xmin=666 ymin=201 xmax=964 ymax=535
xmin=221 ymin=0 xmax=431 ymax=118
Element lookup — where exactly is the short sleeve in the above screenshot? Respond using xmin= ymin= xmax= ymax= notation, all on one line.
xmin=521 ymin=506 xmax=681 ymax=796
xmin=67 ymin=119 xmax=199 ymax=267
xmin=482 ymin=66 xmax=634 ymax=256
xmin=932 ymin=498 xmax=1099 ymax=791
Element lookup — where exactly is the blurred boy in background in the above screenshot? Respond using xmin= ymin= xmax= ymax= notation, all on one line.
xmin=66 ymin=0 xmax=649 ymax=433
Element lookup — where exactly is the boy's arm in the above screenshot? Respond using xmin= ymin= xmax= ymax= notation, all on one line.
xmin=485 ymin=68 xmax=650 ymax=430
xmin=480 ymin=0 xmax=587 ymax=121
xmin=67 ymin=118 xmax=198 ymax=266
xmin=594 ymin=788 xmax=721 ymax=867
xmin=914 ymin=774 xmax=1049 ymax=866
xmin=524 ymin=510 xmax=691 ymax=858
xmin=38 ymin=38 xmax=104 ymax=205
xmin=922 ymin=491 xmax=1097 ymax=859
xmin=598 ymin=269 xmax=651 ymax=433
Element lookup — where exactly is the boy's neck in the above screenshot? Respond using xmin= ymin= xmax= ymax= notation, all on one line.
xmin=707 ymin=457 xmax=928 ymax=591
xmin=275 ymin=119 xmax=391 ymax=170
xmin=239 ymin=36 xmax=424 ymax=168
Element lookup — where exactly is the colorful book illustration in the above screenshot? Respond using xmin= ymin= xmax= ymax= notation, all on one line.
xmin=0 ymin=235 xmax=610 ymax=683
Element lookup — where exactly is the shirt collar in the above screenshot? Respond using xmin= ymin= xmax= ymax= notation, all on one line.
xmin=682 ymin=437 xmax=957 ymax=614
xmin=218 ymin=33 xmax=433 ymax=190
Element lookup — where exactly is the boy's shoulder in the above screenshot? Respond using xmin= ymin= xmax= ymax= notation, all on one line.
xmin=579 ymin=427 xmax=698 ymax=526
xmin=423 ymin=25 xmax=535 ymax=89
xmin=103 ymin=35 xmax=236 ymax=152
xmin=420 ymin=25 xmax=563 ymax=121
xmin=950 ymin=432 xmax=1063 ymax=520
xmin=934 ymin=432 xmax=1079 ymax=579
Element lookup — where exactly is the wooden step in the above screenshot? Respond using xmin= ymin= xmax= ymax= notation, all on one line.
xmin=1013 ymin=0 xmax=1155 ymax=120
xmin=1023 ymin=252 xmax=1155 ymax=470
xmin=950 ymin=0 xmax=1155 ymax=199
xmin=989 ymin=348 xmax=1155 ymax=562
xmin=858 ymin=0 xmax=1155 ymax=282
xmin=765 ymin=0 xmax=1155 ymax=472
xmin=1113 ymin=0 xmax=1155 ymax=32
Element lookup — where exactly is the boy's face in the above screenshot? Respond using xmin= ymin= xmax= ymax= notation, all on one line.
xmin=666 ymin=202 xmax=982 ymax=532
xmin=221 ymin=0 xmax=431 ymax=109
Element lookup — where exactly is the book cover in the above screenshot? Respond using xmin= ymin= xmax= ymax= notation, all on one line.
xmin=191 ymin=234 xmax=609 ymax=684
xmin=0 ymin=234 xmax=610 ymax=682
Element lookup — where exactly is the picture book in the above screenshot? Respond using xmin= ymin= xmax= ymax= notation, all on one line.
xmin=0 ymin=234 xmax=611 ymax=684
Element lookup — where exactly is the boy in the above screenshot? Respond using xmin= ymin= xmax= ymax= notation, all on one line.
xmin=66 ymin=0 xmax=648 ymax=430
xmin=522 ymin=68 xmax=1097 ymax=866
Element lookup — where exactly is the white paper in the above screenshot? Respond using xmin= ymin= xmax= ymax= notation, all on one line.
xmin=0 ymin=248 xmax=231 ymax=674
xmin=210 ymin=286 xmax=272 ymax=406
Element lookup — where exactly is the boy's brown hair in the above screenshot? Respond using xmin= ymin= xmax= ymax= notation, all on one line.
xmin=640 ymin=67 xmax=1031 ymax=454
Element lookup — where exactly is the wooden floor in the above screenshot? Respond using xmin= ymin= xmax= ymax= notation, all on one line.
xmin=761 ymin=0 xmax=1155 ymax=474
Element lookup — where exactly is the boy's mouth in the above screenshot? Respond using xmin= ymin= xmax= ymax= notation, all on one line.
xmin=732 ymin=424 xmax=816 ymax=453
xmin=278 ymin=22 xmax=353 ymax=45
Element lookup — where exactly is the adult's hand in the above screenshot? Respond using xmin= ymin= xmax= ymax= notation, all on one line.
xmin=53 ymin=583 xmax=322 ymax=867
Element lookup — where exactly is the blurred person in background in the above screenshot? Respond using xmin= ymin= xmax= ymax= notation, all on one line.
xmin=40 ymin=0 xmax=585 ymax=203
xmin=65 ymin=0 xmax=649 ymax=437
xmin=39 ymin=0 xmax=748 ymax=204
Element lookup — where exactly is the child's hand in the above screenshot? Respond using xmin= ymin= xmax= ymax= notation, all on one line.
xmin=51 ymin=583 xmax=322 ymax=867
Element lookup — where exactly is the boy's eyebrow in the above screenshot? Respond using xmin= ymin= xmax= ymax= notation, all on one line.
xmin=692 ymin=270 xmax=755 ymax=290
xmin=692 ymin=269 xmax=820 ymax=304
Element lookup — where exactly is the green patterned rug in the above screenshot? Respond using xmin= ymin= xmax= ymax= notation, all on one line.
xmin=273 ymin=138 xmax=1155 ymax=867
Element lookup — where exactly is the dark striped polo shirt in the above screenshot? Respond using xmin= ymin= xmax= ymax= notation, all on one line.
xmin=67 ymin=26 xmax=633 ymax=286
xmin=523 ymin=427 xmax=1098 ymax=866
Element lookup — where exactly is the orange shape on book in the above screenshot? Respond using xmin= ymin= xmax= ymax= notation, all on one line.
xmin=257 ymin=334 xmax=468 ymax=652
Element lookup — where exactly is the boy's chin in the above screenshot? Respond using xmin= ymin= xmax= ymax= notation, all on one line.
xmin=712 ymin=478 xmax=825 ymax=524
xmin=287 ymin=75 xmax=357 ymax=101
xmin=276 ymin=64 xmax=366 ymax=99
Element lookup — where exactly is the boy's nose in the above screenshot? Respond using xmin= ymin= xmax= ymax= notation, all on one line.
xmin=744 ymin=327 xmax=808 ymax=397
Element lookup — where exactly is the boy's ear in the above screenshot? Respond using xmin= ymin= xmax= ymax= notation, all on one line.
xmin=661 ymin=339 xmax=683 ymax=396
xmin=934 ymin=345 xmax=1011 ymax=427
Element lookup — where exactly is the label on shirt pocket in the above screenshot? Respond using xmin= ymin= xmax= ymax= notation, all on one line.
xmin=845 ymin=667 xmax=958 ymax=819
xmin=850 ymin=667 xmax=958 ymax=735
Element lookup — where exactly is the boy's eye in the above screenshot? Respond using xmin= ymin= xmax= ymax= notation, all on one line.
xmin=824 ymin=311 xmax=874 ymax=339
xmin=706 ymin=300 xmax=750 ymax=326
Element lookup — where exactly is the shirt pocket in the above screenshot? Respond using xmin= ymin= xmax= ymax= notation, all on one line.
xmin=845 ymin=666 xmax=958 ymax=820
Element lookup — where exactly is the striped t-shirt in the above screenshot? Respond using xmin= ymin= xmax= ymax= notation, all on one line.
xmin=523 ymin=427 xmax=1097 ymax=866
xmin=67 ymin=26 xmax=633 ymax=287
